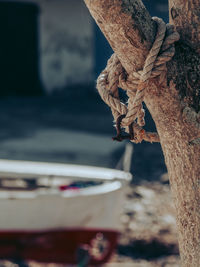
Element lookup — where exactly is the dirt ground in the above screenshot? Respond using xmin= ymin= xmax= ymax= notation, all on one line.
xmin=113 ymin=179 xmax=180 ymax=266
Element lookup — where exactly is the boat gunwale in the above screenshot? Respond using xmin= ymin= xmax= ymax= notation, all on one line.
xmin=0 ymin=159 xmax=132 ymax=182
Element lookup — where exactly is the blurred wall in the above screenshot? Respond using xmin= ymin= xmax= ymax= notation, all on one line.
xmin=37 ymin=0 xmax=94 ymax=93
xmin=36 ymin=0 xmax=94 ymax=93
xmin=7 ymin=0 xmax=94 ymax=93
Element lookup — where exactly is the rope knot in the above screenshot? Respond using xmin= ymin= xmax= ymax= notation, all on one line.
xmin=97 ymin=17 xmax=180 ymax=143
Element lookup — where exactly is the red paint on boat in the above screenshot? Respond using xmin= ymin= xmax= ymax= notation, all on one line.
xmin=59 ymin=185 xmax=80 ymax=191
xmin=0 ymin=229 xmax=118 ymax=264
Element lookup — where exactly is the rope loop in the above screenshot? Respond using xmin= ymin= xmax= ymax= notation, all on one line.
xmin=97 ymin=17 xmax=180 ymax=143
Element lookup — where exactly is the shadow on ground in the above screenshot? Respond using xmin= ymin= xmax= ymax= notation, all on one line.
xmin=118 ymin=238 xmax=179 ymax=260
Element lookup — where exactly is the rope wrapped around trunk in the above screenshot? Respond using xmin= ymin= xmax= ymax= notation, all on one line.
xmin=97 ymin=17 xmax=180 ymax=143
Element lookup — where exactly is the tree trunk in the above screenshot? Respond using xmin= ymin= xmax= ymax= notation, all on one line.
xmin=83 ymin=0 xmax=200 ymax=266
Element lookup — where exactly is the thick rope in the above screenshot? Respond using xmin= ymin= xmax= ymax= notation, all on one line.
xmin=97 ymin=17 xmax=180 ymax=143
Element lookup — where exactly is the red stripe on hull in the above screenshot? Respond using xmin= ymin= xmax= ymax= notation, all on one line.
xmin=0 ymin=229 xmax=118 ymax=265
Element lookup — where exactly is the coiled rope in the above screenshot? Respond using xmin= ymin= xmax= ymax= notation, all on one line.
xmin=97 ymin=17 xmax=180 ymax=143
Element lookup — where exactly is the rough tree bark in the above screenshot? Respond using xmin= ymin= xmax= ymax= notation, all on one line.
xmin=83 ymin=0 xmax=200 ymax=266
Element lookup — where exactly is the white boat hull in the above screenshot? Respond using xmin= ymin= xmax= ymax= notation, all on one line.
xmin=0 ymin=159 xmax=131 ymax=264
xmin=0 ymin=181 xmax=124 ymax=231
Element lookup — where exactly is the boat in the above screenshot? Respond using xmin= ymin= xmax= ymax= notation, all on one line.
xmin=0 ymin=158 xmax=132 ymax=265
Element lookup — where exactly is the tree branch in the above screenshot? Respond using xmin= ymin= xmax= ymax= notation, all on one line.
xmin=169 ymin=0 xmax=200 ymax=53
xmin=167 ymin=0 xmax=200 ymax=111
xmin=84 ymin=0 xmax=156 ymax=73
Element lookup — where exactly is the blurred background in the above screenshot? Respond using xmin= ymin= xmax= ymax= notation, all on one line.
xmin=0 ymin=0 xmax=180 ymax=266
xmin=0 ymin=0 xmax=169 ymax=181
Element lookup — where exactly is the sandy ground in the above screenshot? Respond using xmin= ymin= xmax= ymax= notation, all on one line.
xmin=114 ymin=180 xmax=180 ymax=266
